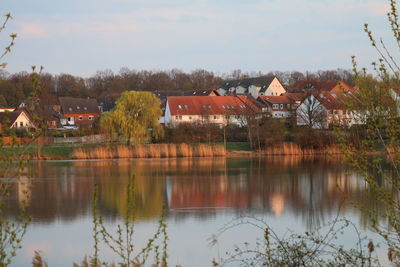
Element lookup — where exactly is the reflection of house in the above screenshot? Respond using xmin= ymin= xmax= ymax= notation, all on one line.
xmin=164 ymin=96 xmax=263 ymax=126
xmin=0 ymin=109 xmax=35 ymax=132
xmin=218 ymin=76 xmax=286 ymax=97
xmin=17 ymin=177 xmax=32 ymax=205
xmin=270 ymin=193 xmax=285 ymax=217
xmin=59 ymin=97 xmax=101 ymax=128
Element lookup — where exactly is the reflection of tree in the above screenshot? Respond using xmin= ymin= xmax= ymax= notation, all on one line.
xmin=2 ymin=157 xmax=391 ymax=231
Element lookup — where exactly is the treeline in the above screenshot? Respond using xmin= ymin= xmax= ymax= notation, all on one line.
xmin=0 ymin=68 xmax=355 ymax=107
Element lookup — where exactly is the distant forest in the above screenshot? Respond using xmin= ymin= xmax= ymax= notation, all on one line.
xmin=0 ymin=68 xmax=355 ymax=107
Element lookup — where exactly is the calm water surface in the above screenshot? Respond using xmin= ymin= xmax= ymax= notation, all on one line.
xmin=5 ymin=157 xmax=379 ymax=266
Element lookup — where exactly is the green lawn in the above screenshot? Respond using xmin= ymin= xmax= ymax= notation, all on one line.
xmin=224 ymin=142 xmax=252 ymax=151
xmin=0 ymin=143 xmax=96 ymax=159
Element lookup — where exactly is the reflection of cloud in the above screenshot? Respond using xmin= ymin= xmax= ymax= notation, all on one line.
xmin=25 ymin=242 xmax=52 ymax=258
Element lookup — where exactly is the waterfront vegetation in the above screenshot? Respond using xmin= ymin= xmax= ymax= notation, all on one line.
xmin=4 ymin=0 xmax=400 ymax=266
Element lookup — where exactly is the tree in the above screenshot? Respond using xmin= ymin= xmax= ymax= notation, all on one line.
xmin=296 ymin=92 xmax=326 ymax=129
xmin=338 ymin=0 xmax=400 ymax=264
xmin=100 ymin=91 xmax=164 ymax=145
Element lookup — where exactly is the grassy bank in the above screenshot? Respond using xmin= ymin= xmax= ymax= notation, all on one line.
xmin=0 ymin=142 xmax=347 ymax=160
xmin=0 ymin=143 xmax=91 ymax=159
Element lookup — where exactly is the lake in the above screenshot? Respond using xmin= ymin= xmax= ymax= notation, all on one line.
xmin=4 ymin=157 xmax=379 ymax=266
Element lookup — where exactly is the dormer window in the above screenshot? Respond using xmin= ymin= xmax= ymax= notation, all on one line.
xmin=77 ymin=106 xmax=80 ymax=110
xmin=178 ymin=105 xmax=182 ymax=109
xmin=84 ymin=107 xmax=87 ymax=110
xmin=69 ymin=107 xmax=72 ymax=111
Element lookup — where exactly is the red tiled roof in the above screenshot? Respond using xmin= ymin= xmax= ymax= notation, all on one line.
xmin=284 ymin=92 xmax=307 ymax=102
xmin=313 ymin=91 xmax=346 ymax=110
xmin=258 ymin=95 xmax=293 ymax=104
xmin=167 ymin=96 xmax=262 ymax=116
xmin=330 ymin=82 xmax=354 ymax=94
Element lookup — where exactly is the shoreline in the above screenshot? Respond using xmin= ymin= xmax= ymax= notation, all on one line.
xmin=1 ymin=142 xmax=385 ymax=161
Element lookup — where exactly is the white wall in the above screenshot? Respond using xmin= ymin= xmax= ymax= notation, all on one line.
xmin=248 ymin=85 xmax=261 ymax=98
xmin=12 ymin=112 xmax=35 ymax=128
xmin=296 ymin=95 xmax=327 ymax=129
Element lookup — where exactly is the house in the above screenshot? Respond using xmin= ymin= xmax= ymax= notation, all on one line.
xmin=0 ymin=109 xmax=35 ymax=132
xmin=217 ymin=76 xmax=286 ymax=97
xmin=0 ymin=108 xmax=15 ymax=113
xmin=59 ymin=97 xmax=101 ymax=128
xmin=296 ymin=91 xmax=357 ymax=129
xmin=288 ymin=80 xmax=351 ymax=93
xmin=164 ymin=96 xmax=263 ymax=127
xmin=36 ymin=105 xmax=65 ymax=129
xmin=258 ymin=95 xmax=295 ymax=118
xmin=182 ymin=89 xmax=220 ymax=96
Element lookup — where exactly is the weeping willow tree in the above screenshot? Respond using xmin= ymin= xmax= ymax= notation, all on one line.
xmin=100 ymin=91 xmax=164 ymax=145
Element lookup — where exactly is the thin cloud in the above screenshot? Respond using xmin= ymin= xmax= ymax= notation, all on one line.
xmin=19 ymin=22 xmax=47 ymax=38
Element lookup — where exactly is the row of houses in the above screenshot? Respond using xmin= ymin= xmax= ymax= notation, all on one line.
xmin=2 ymin=76 xmax=399 ymax=133
xmin=0 ymin=97 xmax=102 ymax=132
xmin=160 ymin=78 xmax=363 ymax=129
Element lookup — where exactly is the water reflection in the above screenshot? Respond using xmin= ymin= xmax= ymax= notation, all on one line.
xmin=3 ymin=156 xmax=375 ymax=230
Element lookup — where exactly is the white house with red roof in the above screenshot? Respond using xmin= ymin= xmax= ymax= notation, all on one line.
xmin=257 ymin=95 xmax=295 ymax=118
xmin=164 ymin=96 xmax=262 ymax=127
xmin=296 ymin=91 xmax=359 ymax=129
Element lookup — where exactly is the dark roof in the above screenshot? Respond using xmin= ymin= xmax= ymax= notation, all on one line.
xmin=153 ymin=91 xmax=182 ymax=101
xmin=219 ymin=76 xmax=276 ymax=91
xmin=0 ymin=110 xmax=23 ymax=126
xmin=182 ymin=89 xmax=220 ymax=96
xmin=59 ymin=97 xmax=100 ymax=114
xmin=37 ymin=105 xmax=64 ymax=121
xmin=288 ymin=80 xmax=337 ymax=92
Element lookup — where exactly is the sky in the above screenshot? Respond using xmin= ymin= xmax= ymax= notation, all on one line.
xmin=0 ymin=0 xmax=395 ymax=77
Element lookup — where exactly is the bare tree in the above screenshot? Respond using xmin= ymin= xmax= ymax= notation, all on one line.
xmin=296 ymin=92 xmax=326 ymax=129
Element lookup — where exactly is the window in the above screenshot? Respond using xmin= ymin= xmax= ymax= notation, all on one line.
xmin=178 ymin=105 xmax=182 ymax=109
xmin=68 ymin=117 xmax=73 ymax=122
xmin=89 ymin=116 xmax=94 ymax=120
xmin=179 ymin=115 xmax=182 ymax=120
xmin=184 ymin=105 xmax=189 ymax=109
xmin=79 ymin=116 xmax=83 ymax=120
xmin=84 ymin=107 xmax=87 ymax=110
xmin=175 ymin=116 xmax=179 ymax=120
xmin=280 ymin=104 xmax=283 ymax=109
xmin=69 ymin=107 xmax=72 ymax=111
xmin=208 ymin=105 xmax=212 ymax=109
xmin=189 ymin=116 xmax=192 ymax=120
xmin=214 ymin=116 xmax=218 ymax=120
xmin=20 ymin=122 xmax=23 ymax=127
xmin=77 ymin=106 xmax=80 ymax=110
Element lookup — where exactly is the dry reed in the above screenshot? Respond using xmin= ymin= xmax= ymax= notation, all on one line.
xmin=262 ymin=143 xmax=341 ymax=156
xmin=71 ymin=143 xmax=226 ymax=159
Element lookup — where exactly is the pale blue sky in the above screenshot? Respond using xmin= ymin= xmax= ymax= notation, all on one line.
xmin=1 ymin=0 xmax=393 ymax=77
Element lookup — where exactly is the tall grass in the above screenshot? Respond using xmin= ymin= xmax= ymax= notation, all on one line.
xmin=262 ymin=143 xmax=342 ymax=156
xmin=71 ymin=143 xmax=226 ymax=159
